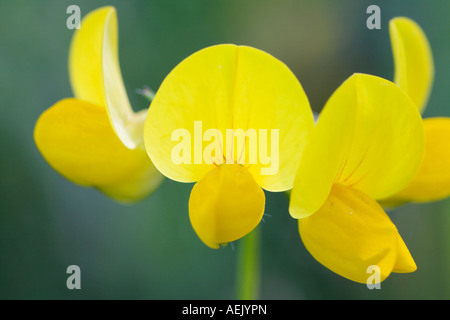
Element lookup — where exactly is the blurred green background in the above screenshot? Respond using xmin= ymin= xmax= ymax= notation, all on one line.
xmin=1 ymin=0 xmax=449 ymax=299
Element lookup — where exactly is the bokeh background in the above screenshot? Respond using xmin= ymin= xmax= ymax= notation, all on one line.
xmin=1 ymin=0 xmax=449 ymax=299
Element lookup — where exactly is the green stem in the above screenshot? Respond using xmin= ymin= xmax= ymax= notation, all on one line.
xmin=235 ymin=227 xmax=261 ymax=300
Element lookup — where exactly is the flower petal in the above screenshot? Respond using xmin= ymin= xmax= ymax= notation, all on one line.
xmin=390 ymin=17 xmax=434 ymax=113
xmin=69 ymin=6 xmax=144 ymax=149
xmin=34 ymin=98 xmax=163 ymax=202
xmin=69 ymin=7 xmax=109 ymax=106
xmin=298 ymin=183 xmax=416 ymax=284
xmin=289 ymin=78 xmax=357 ymax=218
xmin=230 ymin=47 xmax=314 ymax=192
xmin=144 ymin=44 xmax=313 ymax=189
xmin=290 ymin=73 xmax=424 ymax=218
xmin=335 ymin=74 xmax=425 ymax=200
xmin=188 ymin=164 xmax=265 ymax=249
xmin=381 ymin=117 xmax=450 ymax=203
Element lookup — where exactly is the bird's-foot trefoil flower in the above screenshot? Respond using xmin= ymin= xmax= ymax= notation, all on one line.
xmin=381 ymin=17 xmax=450 ymax=205
xmin=34 ymin=7 xmax=163 ymax=202
xmin=289 ymin=73 xmax=425 ymax=283
xmin=144 ymin=44 xmax=314 ymax=248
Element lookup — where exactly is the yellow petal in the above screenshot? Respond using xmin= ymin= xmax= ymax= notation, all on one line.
xmin=390 ymin=17 xmax=434 ymax=113
xmin=99 ymin=161 xmax=164 ymax=203
xmin=289 ymin=75 xmax=357 ymax=219
xmin=392 ymin=235 xmax=417 ymax=273
xmin=335 ymin=74 xmax=424 ymax=200
xmin=69 ymin=6 xmax=145 ymax=149
xmin=290 ymin=73 xmax=424 ymax=218
xmin=34 ymin=98 xmax=163 ymax=202
xmin=381 ymin=117 xmax=450 ymax=203
xmin=144 ymin=44 xmax=314 ymax=190
xmin=69 ymin=7 xmax=109 ymax=106
xmin=230 ymin=47 xmax=314 ymax=192
xmin=298 ymin=183 xmax=416 ymax=284
xmin=188 ymin=164 xmax=265 ymax=249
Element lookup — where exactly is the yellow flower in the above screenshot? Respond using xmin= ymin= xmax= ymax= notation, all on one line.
xmin=289 ymin=73 xmax=425 ymax=283
xmin=144 ymin=44 xmax=314 ymax=248
xmin=34 ymin=7 xmax=163 ymax=202
xmin=381 ymin=17 xmax=450 ymax=204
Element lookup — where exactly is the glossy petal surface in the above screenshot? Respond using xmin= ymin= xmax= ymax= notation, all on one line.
xmin=69 ymin=6 xmax=145 ymax=149
xmin=34 ymin=98 xmax=162 ymax=202
xmin=298 ymin=184 xmax=416 ymax=283
xmin=144 ymin=44 xmax=313 ymax=191
xmin=189 ymin=164 xmax=265 ymax=249
xmin=290 ymin=73 xmax=424 ymax=218
xmin=382 ymin=117 xmax=450 ymax=203
xmin=390 ymin=17 xmax=434 ymax=113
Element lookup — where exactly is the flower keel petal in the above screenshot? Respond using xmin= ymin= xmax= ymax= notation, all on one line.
xmin=189 ymin=164 xmax=265 ymax=249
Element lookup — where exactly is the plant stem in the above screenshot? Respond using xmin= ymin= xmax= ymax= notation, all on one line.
xmin=235 ymin=227 xmax=261 ymax=300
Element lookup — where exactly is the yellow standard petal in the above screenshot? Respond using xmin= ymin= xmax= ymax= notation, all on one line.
xmin=289 ymin=75 xmax=357 ymax=219
xmin=381 ymin=117 xmax=450 ymax=204
xmin=144 ymin=44 xmax=314 ymax=190
xmin=335 ymin=74 xmax=425 ymax=200
xmin=188 ymin=164 xmax=265 ymax=249
xmin=298 ymin=184 xmax=416 ymax=284
xmin=34 ymin=99 xmax=163 ymax=202
xmin=390 ymin=17 xmax=434 ymax=113
xmin=290 ymin=73 xmax=425 ymax=218
xmin=69 ymin=6 xmax=146 ymax=149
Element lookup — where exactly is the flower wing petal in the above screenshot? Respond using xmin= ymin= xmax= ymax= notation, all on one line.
xmin=390 ymin=17 xmax=434 ymax=113
xmin=298 ymin=183 xmax=416 ymax=283
xmin=34 ymin=98 xmax=162 ymax=202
